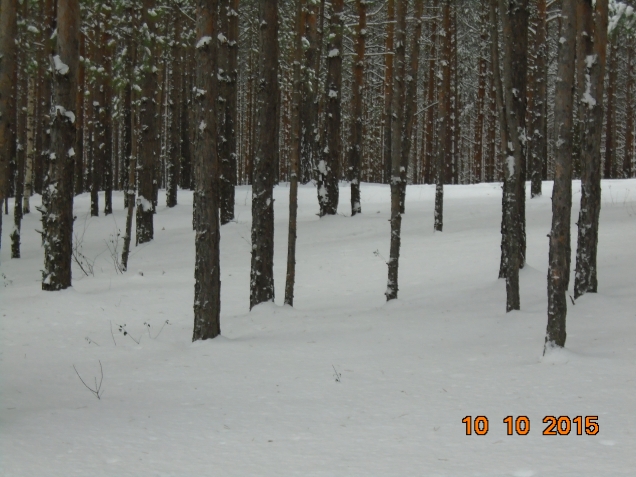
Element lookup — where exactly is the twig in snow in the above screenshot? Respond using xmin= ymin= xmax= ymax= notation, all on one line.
xmin=73 ymin=361 xmax=103 ymax=400
xmin=109 ymin=320 xmax=117 ymax=346
xmin=332 ymin=365 xmax=342 ymax=383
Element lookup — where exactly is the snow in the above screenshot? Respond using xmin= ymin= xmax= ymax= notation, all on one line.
xmin=2 ymin=180 xmax=636 ymax=475
xmin=328 ymin=48 xmax=340 ymax=58
xmin=196 ymin=36 xmax=212 ymax=49
xmin=53 ymin=55 xmax=69 ymax=75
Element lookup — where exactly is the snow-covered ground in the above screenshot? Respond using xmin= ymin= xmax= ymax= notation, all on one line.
xmin=1 ymin=180 xmax=635 ymax=476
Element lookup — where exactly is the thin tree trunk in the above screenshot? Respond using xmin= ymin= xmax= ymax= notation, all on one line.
xmin=400 ymin=0 xmax=424 ymax=207
xmin=250 ymin=0 xmax=279 ymax=309
xmin=530 ymin=0 xmax=547 ymax=197
xmin=424 ymin=0 xmax=439 ymax=185
xmin=386 ymin=0 xmax=407 ymax=301
xmin=102 ymin=9 xmax=113 ymax=216
xmin=434 ymin=0 xmax=451 ymax=232
xmin=42 ymin=0 xmax=79 ymax=290
xmin=192 ymin=0 xmax=221 ymax=340
xmin=24 ymin=76 xmax=36 ymax=214
xmin=623 ymin=34 xmax=634 ymax=179
xmin=604 ymin=36 xmax=617 ymax=179
xmin=348 ymin=0 xmax=366 ymax=216
xmin=0 ymin=0 xmax=18 ymax=250
xmin=473 ymin=0 xmax=488 ymax=183
xmin=545 ymin=0 xmax=577 ymax=351
xmin=74 ymin=32 xmax=85 ymax=195
xmin=317 ymin=0 xmax=343 ymax=217
xmin=574 ymin=0 xmax=608 ymax=299
xmin=382 ymin=0 xmax=395 ymax=184
xmin=166 ymin=9 xmax=182 ymax=209
xmin=218 ymin=0 xmax=234 ymax=224
xmin=136 ymin=0 xmax=158 ymax=244
xmin=285 ymin=0 xmax=303 ymax=307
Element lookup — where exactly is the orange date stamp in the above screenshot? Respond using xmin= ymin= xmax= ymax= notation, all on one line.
xmin=462 ymin=415 xmax=599 ymax=436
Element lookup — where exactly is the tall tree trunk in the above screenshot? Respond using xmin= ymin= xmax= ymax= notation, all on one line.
xmin=226 ymin=0 xmax=239 ymax=205
xmin=473 ymin=0 xmax=488 ymax=183
xmin=299 ymin=0 xmax=321 ymax=184
xmin=530 ymin=0 xmax=547 ymax=197
xmin=386 ymin=0 xmax=407 ymax=301
xmin=317 ymin=0 xmax=343 ymax=217
xmin=574 ymin=0 xmax=608 ymax=299
xmin=348 ymin=0 xmax=366 ymax=216
xmin=90 ymin=27 xmax=100 ymax=217
xmin=285 ymin=0 xmax=303 ymax=307
xmin=623 ymin=34 xmax=634 ymax=179
xmin=401 ymin=0 xmax=424 ymax=204
xmin=102 ymin=8 xmax=113 ymax=216
xmin=42 ymin=0 xmax=79 ymax=290
xmin=499 ymin=0 xmax=528 ymax=310
xmin=545 ymin=0 xmax=577 ymax=351
xmin=11 ymin=12 xmax=28 ymax=259
xmin=604 ymin=36 xmax=617 ymax=179
xmin=218 ymin=0 xmax=235 ymax=224
xmin=24 ymin=76 xmax=36 ymax=214
xmin=136 ymin=0 xmax=158 ymax=244
xmin=192 ymin=0 xmax=221 ymax=340
xmin=74 ymin=32 xmax=85 ymax=195
xmin=0 ymin=0 xmax=18 ymax=251
xmin=166 ymin=9 xmax=182 ymax=209
xmin=250 ymin=0 xmax=279 ymax=309
xmin=424 ymin=0 xmax=439 ymax=185
xmin=382 ymin=0 xmax=395 ymax=184
xmin=434 ymin=0 xmax=451 ymax=232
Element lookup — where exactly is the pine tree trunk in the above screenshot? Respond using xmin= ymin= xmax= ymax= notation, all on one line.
xmin=348 ymin=0 xmax=366 ymax=216
xmin=250 ymin=0 xmax=279 ymax=309
xmin=530 ymin=0 xmax=547 ymax=197
xmin=434 ymin=1 xmax=451 ymax=232
xmin=386 ymin=0 xmax=407 ymax=301
xmin=317 ymin=0 xmax=343 ymax=217
xmin=12 ymin=4 xmax=28 ymax=259
xmin=545 ymin=0 xmax=577 ymax=351
xmin=166 ymin=12 xmax=182 ymax=209
xmin=285 ymin=0 xmax=303 ymax=307
xmin=299 ymin=1 xmax=321 ymax=184
xmin=604 ymin=37 xmax=617 ymax=179
xmin=473 ymin=0 xmax=488 ymax=183
xmin=382 ymin=0 xmax=395 ymax=185
xmin=574 ymin=0 xmax=608 ymax=299
xmin=499 ymin=0 xmax=528 ymax=310
xmin=24 ymin=76 xmax=36 ymax=214
xmin=42 ymin=0 xmax=79 ymax=290
xmin=136 ymin=0 xmax=158 ymax=244
xmin=0 ymin=0 xmax=18 ymax=251
xmin=400 ymin=0 xmax=424 ymax=203
xmin=102 ymin=9 xmax=113 ymax=216
xmin=90 ymin=29 xmax=100 ymax=217
xmin=192 ymin=0 xmax=221 ymax=340
xmin=74 ymin=33 xmax=85 ymax=195
xmin=424 ymin=0 xmax=439 ymax=185
xmin=623 ymin=35 xmax=634 ymax=179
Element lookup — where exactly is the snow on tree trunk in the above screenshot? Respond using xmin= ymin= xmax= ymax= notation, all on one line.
xmin=434 ymin=1 xmax=451 ymax=233
xmin=348 ymin=0 xmax=366 ymax=217
xmin=41 ymin=0 xmax=79 ymax=291
xmin=192 ymin=0 xmax=221 ymax=340
xmin=136 ymin=0 xmax=158 ymax=244
xmin=530 ymin=0 xmax=548 ymax=198
xmin=424 ymin=0 xmax=439 ymax=186
xmin=250 ymin=0 xmax=279 ymax=309
xmin=545 ymin=0 xmax=577 ymax=351
xmin=386 ymin=0 xmax=407 ymax=301
xmin=574 ymin=0 xmax=608 ymax=299
xmin=317 ymin=0 xmax=343 ymax=217
xmin=0 ymin=0 xmax=18 ymax=252
xmin=382 ymin=0 xmax=395 ymax=185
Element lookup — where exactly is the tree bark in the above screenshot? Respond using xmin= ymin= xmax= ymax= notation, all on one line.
xmin=623 ymin=34 xmax=634 ymax=179
xmin=423 ymin=0 xmax=439 ymax=185
xmin=603 ymin=36 xmax=617 ymax=179
xmin=473 ymin=0 xmax=488 ymax=184
xmin=545 ymin=0 xmax=577 ymax=351
xmin=317 ymin=0 xmax=343 ymax=217
xmin=434 ymin=1 xmax=451 ymax=232
xmin=574 ymin=0 xmax=607 ymax=299
xmin=193 ymin=0 xmax=221 ymax=340
xmin=530 ymin=0 xmax=547 ymax=197
xmin=250 ymin=0 xmax=279 ymax=309
xmin=24 ymin=76 xmax=36 ymax=214
xmin=136 ymin=0 xmax=158 ymax=244
xmin=0 ymin=0 xmax=18 ymax=253
xmin=348 ymin=0 xmax=366 ymax=216
xmin=41 ymin=0 xmax=79 ymax=291
xmin=285 ymin=0 xmax=303 ymax=307
xmin=386 ymin=0 xmax=407 ymax=301
xmin=382 ymin=0 xmax=395 ymax=185
xmin=166 ymin=11 xmax=182 ymax=209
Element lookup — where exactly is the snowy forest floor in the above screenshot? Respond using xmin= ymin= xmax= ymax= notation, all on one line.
xmin=1 ymin=180 xmax=635 ymax=476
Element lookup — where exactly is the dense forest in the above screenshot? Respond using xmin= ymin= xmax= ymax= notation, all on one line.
xmin=0 ymin=0 xmax=635 ymax=352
